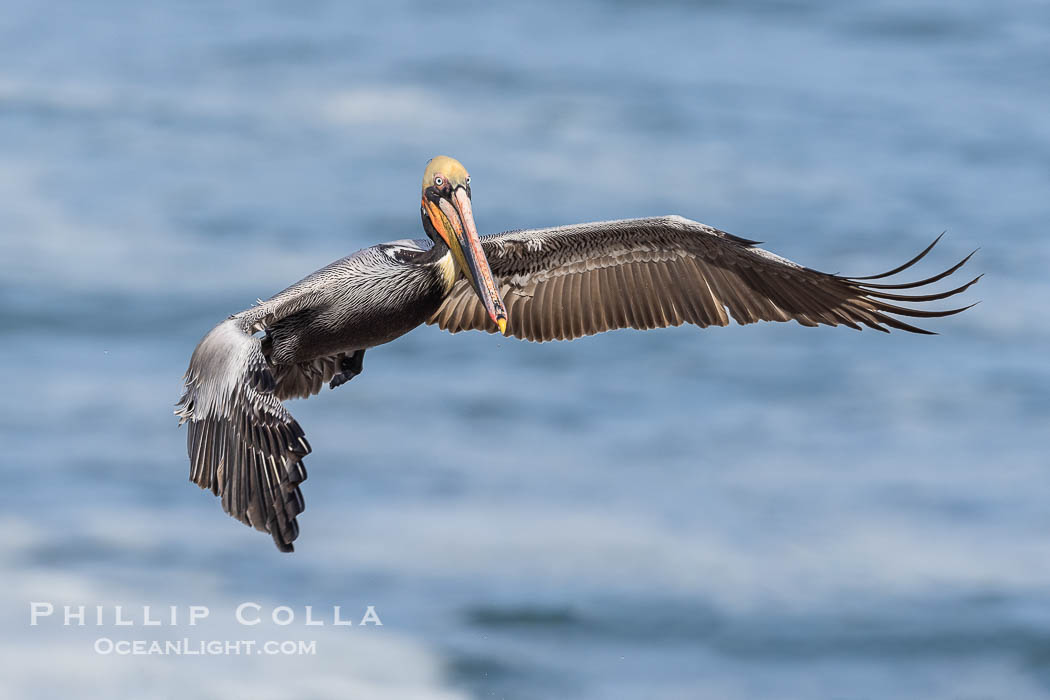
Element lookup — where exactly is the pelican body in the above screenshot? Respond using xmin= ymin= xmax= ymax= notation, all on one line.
xmin=176 ymin=156 xmax=978 ymax=552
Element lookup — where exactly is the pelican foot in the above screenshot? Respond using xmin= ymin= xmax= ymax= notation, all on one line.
xmin=330 ymin=349 xmax=365 ymax=390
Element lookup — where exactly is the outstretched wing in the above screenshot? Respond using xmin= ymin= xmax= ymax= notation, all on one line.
xmin=177 ymin=243 xmax=434 ymax=551
xmin=176 ymin=250 xmax=385 ymax=552
xmin=176 ymin=318 xmax=312 ymax=552
xmin=428 ymin=216 xmax=978 ymax=340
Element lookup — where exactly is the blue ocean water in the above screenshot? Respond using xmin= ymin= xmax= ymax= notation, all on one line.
xmin=1 ymin=1 xmax=1048 ymax=697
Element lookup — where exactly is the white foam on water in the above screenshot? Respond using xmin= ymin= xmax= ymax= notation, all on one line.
xmin=3 ymin=518 xmax=467 ymax=700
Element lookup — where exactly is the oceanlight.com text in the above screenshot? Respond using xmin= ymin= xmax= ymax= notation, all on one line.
xmin=94 ymin=638 xmax=318 ymax=656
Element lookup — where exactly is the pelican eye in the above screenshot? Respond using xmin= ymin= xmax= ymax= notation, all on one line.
xmin=434 ymin=176 xmax=444 ymax=187
xmin=465 ymin=175 xmax=470 ymax=185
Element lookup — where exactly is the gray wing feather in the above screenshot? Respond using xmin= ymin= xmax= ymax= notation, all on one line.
xmin=269 ymin=351 xmax=355 ymax=399
xmin=176 ymin=317 xmax=310 ymax=552
xmin=176 ymin=243 xmax=435 ymax=552
xmin=428 ymin=216 xmax=978 ymax=341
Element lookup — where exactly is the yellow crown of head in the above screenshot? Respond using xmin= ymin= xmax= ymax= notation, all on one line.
xmin=423 ymin=156 xmax=470 ymax=189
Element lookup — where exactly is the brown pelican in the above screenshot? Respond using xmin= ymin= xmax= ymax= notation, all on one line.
xmin=176 ymin=155 xmax=978 ymax=551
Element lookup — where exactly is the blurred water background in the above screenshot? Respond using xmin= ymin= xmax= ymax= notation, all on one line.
xmin=2 ymin=1 xmax=1049 ymax=698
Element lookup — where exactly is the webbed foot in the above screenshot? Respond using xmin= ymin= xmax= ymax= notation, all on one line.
xmin=330 ymin=349 xmax=365 ymax=390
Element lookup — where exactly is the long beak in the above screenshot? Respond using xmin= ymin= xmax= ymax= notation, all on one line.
xmin=434 ymin=187 xmax=508 ymax=335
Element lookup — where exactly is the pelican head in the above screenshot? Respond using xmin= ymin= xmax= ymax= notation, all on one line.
xmin=420 ymin=156 xmax=507 ymax=335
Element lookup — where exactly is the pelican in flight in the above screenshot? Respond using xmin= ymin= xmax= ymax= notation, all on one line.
xmin=176 ymin=155 xmax=978 ymax=551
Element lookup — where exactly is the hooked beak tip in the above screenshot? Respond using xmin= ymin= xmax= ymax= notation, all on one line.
xmin=496 ymin=317 xmax=507 ymax=336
